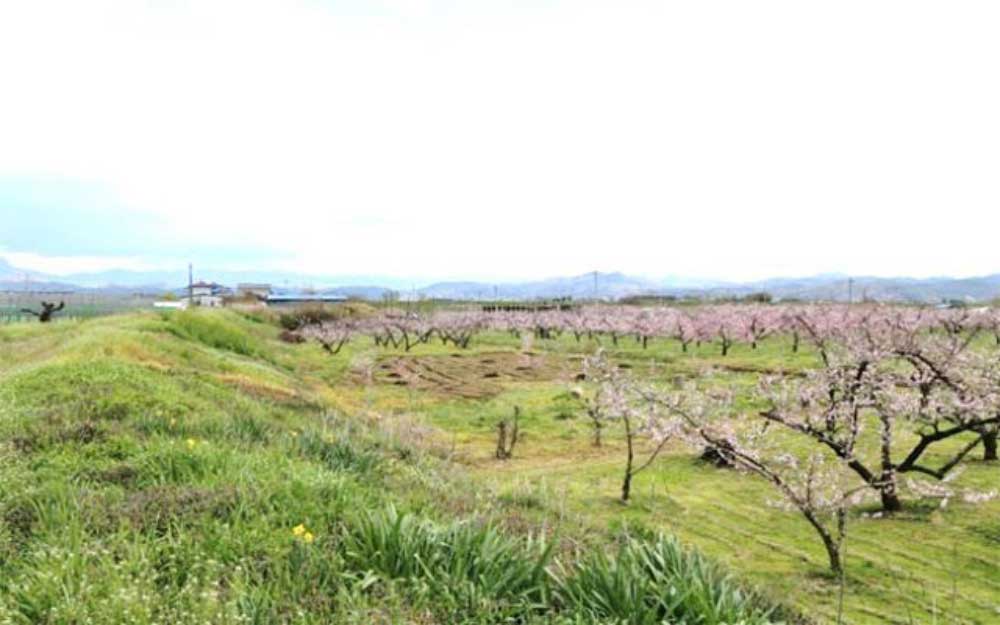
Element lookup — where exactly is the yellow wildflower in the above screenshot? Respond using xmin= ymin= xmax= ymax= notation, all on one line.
xmin=292 ymin=524 xmax=306 ymax=537
xmin=302 ymin=531 xmax=315 ymax=544
xmin=186 ymin=438 xmax=197 ymax=449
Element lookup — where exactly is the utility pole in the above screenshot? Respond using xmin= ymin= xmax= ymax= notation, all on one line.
xmin=847 ymin=277 xmax=854 ymax=305
xmin=188 ymin=263 xmax=193 ymax=306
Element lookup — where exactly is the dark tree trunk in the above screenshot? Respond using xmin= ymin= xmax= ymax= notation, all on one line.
xmin=878 ymin=417 xmax=902 ymax=513
xmin=621 ymin=419 xmax=634 ymax=502
xmin=879 ymin=486 xmax=902 ymax=513
xmin=495 ymin=407 xmax=520 ymax=460
xmin=21 ymin=301 xmax=64 ymax=323
xmin=792 ymin=331 xmax=800 ymax=353
xmin=589 ymin=409 xmax=603 ymax=447
xmin=495 ymin=421 xmax=509 ymax=460
xmin=621 ymin=469 xmax=632 ymax=503
xmin=983 ymin=429 xmax=998 ymax=461
xmin=820 ymin=534 xmax=842 ymax=576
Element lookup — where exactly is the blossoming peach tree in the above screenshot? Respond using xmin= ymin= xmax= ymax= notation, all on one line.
xmin=582 ymin=351 xmax=685 ymax=503
xmin=580 ymin=311 xmax=1000 ymax=574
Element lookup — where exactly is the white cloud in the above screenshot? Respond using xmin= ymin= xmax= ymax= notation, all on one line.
xmin=1 ymin=0 xmax=998 ymax=281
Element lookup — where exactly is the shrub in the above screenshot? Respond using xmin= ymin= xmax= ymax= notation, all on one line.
xmin=278 ymin=329 xmax=305 ymax=344
xmin=278 ymin=302 xmax=378 ymax=330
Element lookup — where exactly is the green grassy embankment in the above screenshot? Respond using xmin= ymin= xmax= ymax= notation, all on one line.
xmin=0 ymin=311 xmax=787 ymax=625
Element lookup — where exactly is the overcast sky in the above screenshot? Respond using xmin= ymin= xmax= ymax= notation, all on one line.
xmin=1 ymin=0 xmax=998 ymax=282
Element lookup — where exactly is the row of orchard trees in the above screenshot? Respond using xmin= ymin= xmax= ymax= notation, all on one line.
xmin=298 ymin=310 xmax=486 ymax=354
xmin=300 ymin=303 xmax=1000 ymax=356
xmin=490 ymin=304 xmax=1000 ymax=355
xmin=577 ymin=308 xmax=1000 ymax=575
xmin=301 ymin=305 xmax=1000 ymax=473
xmin=299 ymin=304 xmax=1000 ymax=575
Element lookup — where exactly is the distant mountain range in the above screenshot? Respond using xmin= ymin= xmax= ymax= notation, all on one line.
xmin=2 ymin=258 xmax=1000 ymax=303
xmin=695 ymin=274 xmax=1000 ymax=303
xmin=416 ymin=273 xmax=663 ymax=300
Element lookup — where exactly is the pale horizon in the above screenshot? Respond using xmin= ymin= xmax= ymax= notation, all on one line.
xmin=3 ymin=251 xmax=1000 ymax=291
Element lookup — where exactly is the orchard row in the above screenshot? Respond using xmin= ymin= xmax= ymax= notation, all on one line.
xmin=298 ymin=304 xmax=1000 ymax=355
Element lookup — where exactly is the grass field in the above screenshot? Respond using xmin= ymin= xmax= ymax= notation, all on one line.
xmin=1 ymin=310 xmax=997 ymax=624
xmin=353 ymin=332 xmax=999 ymax=624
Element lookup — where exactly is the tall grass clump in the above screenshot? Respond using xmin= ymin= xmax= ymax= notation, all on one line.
xmin=340 ymin=507 xmax=785 ymax=624
xmin=340 ymin=506 xmax=552 ymax=621
xmin=554 ymin=534 xmax=782 ymax=625
xmin=294 ymin=429 xmax=381 ymax=475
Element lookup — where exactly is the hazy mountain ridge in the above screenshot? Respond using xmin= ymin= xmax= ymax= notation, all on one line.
xmin=2 ymin=258 xmax=1000 ymax=302
xmin=418 ymin=272 xmax=661 ymax=300
xmin=696 ymin=274 xmax=1000 ymax=303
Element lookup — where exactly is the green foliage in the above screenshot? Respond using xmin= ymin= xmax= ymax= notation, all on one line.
xmin=165 ymin=310 xmax=264 ymax=357
xmin=341 ymin=507 xmax=782 ymax=625
xmin=294 ymin=429 xmax=381 ymax=475
xmin=554 ymin=535 xmax=780 ymax=625
xmin=341 ymin=506 xmax=552 ymax=622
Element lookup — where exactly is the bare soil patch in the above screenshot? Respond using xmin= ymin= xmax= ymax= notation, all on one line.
xmin=371 ymin=351 xmax=574 ymax=399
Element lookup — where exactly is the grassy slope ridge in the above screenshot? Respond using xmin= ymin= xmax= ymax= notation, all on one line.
xmin=0 ymin=311 xmax=785 ymax=625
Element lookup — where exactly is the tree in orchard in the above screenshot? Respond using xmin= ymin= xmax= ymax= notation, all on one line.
xmin=21 ymin=301 xmax=65 ymax=323
xmin=762 ymin=307 xmax=1000 ymax=512
xmin=644 ymin=364 xmax=996 ymax=577
xmin=584 ymin=351 xmax=685 ymax=503
xmin=301 ymin=320 xmax=355 ymax=355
